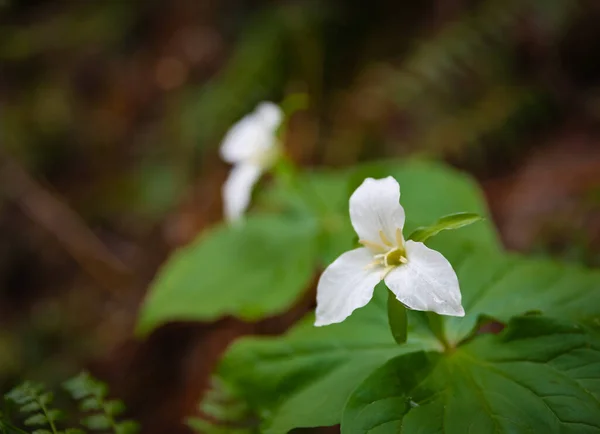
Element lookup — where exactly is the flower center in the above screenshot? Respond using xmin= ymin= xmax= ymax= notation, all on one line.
xmin=384 ymin=246 xmax=407 ymax=267
xmin=362 ymin=228 xmax=408 ymax=279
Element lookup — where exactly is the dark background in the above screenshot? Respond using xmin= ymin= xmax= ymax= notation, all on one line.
xmin=1 ymin=0 xmax=600 ymax=432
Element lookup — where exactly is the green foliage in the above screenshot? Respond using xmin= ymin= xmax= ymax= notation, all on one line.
xmin=2 ymin=373 xmax=137 ymax=434
xmin=137 ymin=214 xmax=318 ymax=335
xmin=0 ymin=409 xmax=28 ymax=434
xmin=407 ymin=212 xmax=483 ymax=243
xmin=214 ymin=240 xmax=600 ymax=432
xmin=4 ymin=382 xmax=76 ymax=434
xmin=275 ymin=159 xmax=501 ymax=263
xmin=187 ymin=378 xmax=258 ymax=434
xmin=215 ymin=242 xmax=600 ymax=432
xmin=63 ymin=372 xmax=139 ymax=434
xmin=134 ymin=156 xmax=600 ymax=431
xmin=352 ymin=161 xmax=500 ymax=251
xmin=342 ymin=316 xmax=600 ymax=433
xmin=443 ymin=249 xmax=600 ymax=345
xmin=138 ymin=159 xmax=499 ymax=335
xmin=216 ymin=287 xmax=440 ymax=433
xmin=387 ymin=291 xmax=408 ymax=344
xmin=207 ymin=154 xmax=600 ymax=432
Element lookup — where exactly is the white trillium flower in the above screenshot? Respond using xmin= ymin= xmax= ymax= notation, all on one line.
xmin=220 ymin=102 xmax=283 ymax=222
xmin=315 ymin=176 xmax=465 ymax=327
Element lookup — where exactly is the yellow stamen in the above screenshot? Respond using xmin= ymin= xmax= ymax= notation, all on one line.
xmin=364 ymin=259 xmax=381 ymax=270
xmin=379 ymin=230 xmax=393 ymax=247
xmin=359 ymin=239 xmax=387 ymax=252
xmin=395 ymin=228 xmax=404 ymax=248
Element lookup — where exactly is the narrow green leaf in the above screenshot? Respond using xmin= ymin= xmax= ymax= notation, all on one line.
xmin=79 ymin=397 xmax=101 ymax=411
xmin=38 ymin=393 xmax=52 ymax=406
xmin=407 ymin=212 xmax=483 ymax=243
xmin=45 ymin=409 xmax=61 ymax=423
xmin=19 ymin=401 xmax=41 ymax=413
xmin=63 ymin=373 xmax=91 ymax=400
xmin=387 ymin=291 xmax=407 ymax=344
xmin=24 ymin=414 xmax=47 ymax=426
xmin=104 ymin=400 xmax=125 ymax=417
xmin=82 ymin=414 xmax=111 ymax=430
xmin=115 ymin=421 xmax=140 ymax=434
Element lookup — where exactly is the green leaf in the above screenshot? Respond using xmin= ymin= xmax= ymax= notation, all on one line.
xmin=82 ymin=414 xmax=111 ymax=430
xmin=407 ymin=212 xmax=483 ymax=243
xmin=45 ymin=409 xmax=61 ymax=423
xmin=260 ymin=159 xmax=500 ymax=264
xmin=348 ymin=160 xmax=500 ymax=253
xmin=23 ymin=414 xmax=46 ymax=426
xmin=342 ymin=351 xmax=441 ymax=433
xmin=80 ymin=397 xmax=101 ymax=411
xmin=342 ymin=316 xmax=600 ymax=434
xmin=19 ymin=401 xmax=41 ymax=413
xmin=115 ymin=421 xmax=140 ymax=434
xmin=444 ymin=249 xmax=600 ymax=344
xmin=37 ymin=393 xmax=52 ymax=407
xmin=218 ymin=286 xmax=441 ymax=433
xmin=137 ymin=215 xmax=318 ymax=335
xmin=104 ymin=400 xmax=125 ymax=417
xmin=63 ymin=373 xmax=94 ymax=400
xmin=387 ymin=291 xmax=407 ymax=344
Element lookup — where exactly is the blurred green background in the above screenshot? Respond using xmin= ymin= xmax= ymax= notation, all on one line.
xmin=1 ymin=0 xmax=600 ymax=432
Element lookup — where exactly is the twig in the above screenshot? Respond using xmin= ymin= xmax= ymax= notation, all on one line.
xmin=0 ymin=152 xmax=133 ymax=292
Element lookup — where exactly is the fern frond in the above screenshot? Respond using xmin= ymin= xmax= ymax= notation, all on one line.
xmin=4 ymin=382 xmax=72 ymax=434
xmin=326 ymin=0 xmax=581 ymax=162
xmin=188 ymin=377 xmax=259 ymax=434
xmin=63 ymin=372 xmax=138 ymax=434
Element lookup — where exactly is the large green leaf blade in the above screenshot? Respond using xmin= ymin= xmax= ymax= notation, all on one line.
xmin=445 ymin=249 xmax=600 ymax=344
xmin=341 ymin=351 xmax=441 ymax=433
xmin=342 ymin=316 xmax=600 ymax=434
xmin=217 ymin=286 xmax=441 ymax=433
xmin=261 ymin=159 xmax=501 ymax=264
xmin=350 ymin=160 xmax=501 ymax=253
xmin=137 ymin=215 xmax=317 ymax=335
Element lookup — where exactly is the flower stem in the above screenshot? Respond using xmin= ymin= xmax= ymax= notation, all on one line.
xmin=271 ymin=153 xmax=328 ymax=216
xmin=426 ymin=312 xmax=451 ymax=351
xmin=35 ymin=396 xmax=58 ymax=434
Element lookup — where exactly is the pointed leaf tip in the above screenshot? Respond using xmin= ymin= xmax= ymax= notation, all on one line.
xmin=407 ymin=212 xmax=483 ymax=243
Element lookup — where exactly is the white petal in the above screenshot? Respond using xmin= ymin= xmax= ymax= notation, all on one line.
xmin=222 ymin=164 xmax=263 ymax=222
xmin=219 ymin=102 xmax=282 ymax=164
xmin=315 ymin=248 xmax=382 ymax=326
xmin=349 ymin=177 xmax=406 ymax=247
xmin=255 ymin=102 xmax=283 ymax=129
xmin=384 ymin=240 xmax=464 ymax=317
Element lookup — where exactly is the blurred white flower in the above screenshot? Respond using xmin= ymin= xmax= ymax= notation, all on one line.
xmin=315 ymin=177 xmax=465 ymax=326
xmin=220 ymin=102 xmax=283 ymax=221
